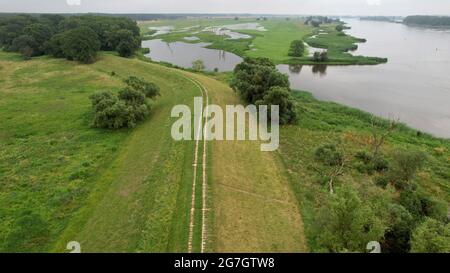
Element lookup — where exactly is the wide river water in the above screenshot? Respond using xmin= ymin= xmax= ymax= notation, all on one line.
xmin=279 ymin=19 xmax=450 ymax=138
xmin=142 ymin=19 xmax=450 ymax=138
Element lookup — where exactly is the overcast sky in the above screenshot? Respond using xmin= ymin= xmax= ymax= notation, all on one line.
xmin=1 ymin=0 xmax=450 ymax=16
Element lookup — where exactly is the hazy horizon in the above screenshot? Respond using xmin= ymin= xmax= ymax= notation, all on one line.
xmin=1 ymin=0 xmax=450 ymax=16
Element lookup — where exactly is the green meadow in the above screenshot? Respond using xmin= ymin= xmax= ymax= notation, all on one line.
xmin=140 ymin=18 xmax=387 ymax=65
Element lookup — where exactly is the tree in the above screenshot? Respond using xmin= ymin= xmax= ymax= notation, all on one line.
xmin=255 ymin=86 xmax=297 ymax=125
xmin=411 ymin=218 xmax=450 ymax=253
xmin=313 ymin=51 xmax=328 ymax=62
xmin=115 ymin=29 xmax=140 ymax=57
xmin=315 ymin=186 xmax=386 ymax=252
xmin=23 ymin=23 xmax=53 ymax=55
xmin=192 ymin=59 xmax=205 ymax=71
xmin=11 ymin=35 xmax=37 ymax=59
xmin=231 ymin=58 xmax=290 ymax=104
xmin=44 ymin=33 xmax=66 ymax=58
xmin=313 ymin=143 xmax=349 ymax=194
xmin=60 ymin=26 xmax=101 ymax=63
xmin=124 ymin=76 xmax=160 ymax=99
xmin=370 ymin=117 xmax=397 ymax=157
xmin=288 ymin=40 xmax=305 ymax=57
xmin=336 ymin=24 xmax=344 ymax=32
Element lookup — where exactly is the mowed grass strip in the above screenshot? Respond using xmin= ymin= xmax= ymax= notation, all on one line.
xmin=185 ymin=72 xmax=308 ymax=252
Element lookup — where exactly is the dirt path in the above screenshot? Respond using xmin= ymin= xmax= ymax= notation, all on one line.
xmin=188 ymin=74 xmax=309 ymax=253
xmin=179 ymin=74 xmax=209 ymax=253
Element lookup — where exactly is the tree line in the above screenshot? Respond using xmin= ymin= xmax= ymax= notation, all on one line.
xmin=404 ymin=16 xmax=450 ymax=27
xmin=0 ymin=14 xmax=141 ymax=63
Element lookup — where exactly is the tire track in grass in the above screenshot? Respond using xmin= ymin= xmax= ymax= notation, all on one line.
xmin=179 ymin=73 xmax=209 ymax=253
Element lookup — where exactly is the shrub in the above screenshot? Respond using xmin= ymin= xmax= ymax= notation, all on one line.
xmin=192 ymin=59 xmax=205 ymax=71
xmin=374 ymin=175 xmax=389 ymax=188
xmin=123 ymin=76 xmax=160 ymax=99
xmin=315 ymin=144 xmax=344 ymax=166
xmin=382 ymin=204 xmax=414 ymax=253
xmin=315 ymin=186 xmax=386 ymax=252
xmin=355 ymin=150 xmax=373 ymax=164
xmin=90 ymin=91 xmax=132 ymax=129
xmin=411 ymin=218 xmax=450 ymax=253
xmin=372 ymin=156 xmax=389 ymax=172
xmin=391 ymin=150 xmax=426 ymax=182
xmin=118 ymin=87 xmax=151 ymax=122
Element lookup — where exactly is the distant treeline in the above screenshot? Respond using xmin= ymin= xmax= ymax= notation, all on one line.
xmin=0 ymin=13 xmax=265 ymax=21
xmin=404 ymin=15 xmax=450 ymax=27
xmin=0 ymin=14 xmax=141 ymax=62
xmin=360 ymin=16 xmax=403 ymax=22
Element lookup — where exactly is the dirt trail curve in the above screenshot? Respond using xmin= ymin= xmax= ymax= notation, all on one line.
xmin=179 ymin=73 xmax=209 ymax=253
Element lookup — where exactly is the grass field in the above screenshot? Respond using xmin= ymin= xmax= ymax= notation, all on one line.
xmin=0 ymin=52 xmax=204 ymax=252
xmin=0 ymin=51 xmax=309 ymax=253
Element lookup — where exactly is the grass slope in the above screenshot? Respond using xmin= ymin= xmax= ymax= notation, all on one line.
xmin=0 ymin=52 xmax=201 ymax=252
xmin=278 ymin=91 xmax=450 ymax=250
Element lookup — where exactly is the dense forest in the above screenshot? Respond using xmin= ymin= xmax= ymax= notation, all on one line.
xmin=0 ymin=14 xmax=141 ymax=62
xmin=404 ymin=15 xmax=450 ymax=27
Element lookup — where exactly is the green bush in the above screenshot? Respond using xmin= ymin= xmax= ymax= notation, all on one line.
xmin=90 ymin=91 xmax=132 ymax=129
xmin=90 ymin=77 xmax=160 ymax=129
xmin=355 ymin=150 xmax=373 ymax=164
xmin=382 ymin=204 xmax=414 ymax=253
xmin=123 ymin=76 xmax=160 ymax=99
xmin=374 ymin=175 xmax=389 ymax=188
xmin=315 ymin=144 xmax=344 ymax=166
xmin=391 ymin=149 xmax=426 ymax=182
xmin=411 ymin=218 xmax=450 ymax=253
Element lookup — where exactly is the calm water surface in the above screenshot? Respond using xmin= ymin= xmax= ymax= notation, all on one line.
xmin=279 ymin=19 xmax=450 ymax=138
xmin=142 ymin=39 xmax=243 ymax=72
xmin=143 ymin=19 xmax=450 ymax=137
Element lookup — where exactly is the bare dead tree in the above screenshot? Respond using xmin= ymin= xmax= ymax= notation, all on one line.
xmin=312 ymin=143 xmax=350 ymax=194
xmin=370 ymin=116 xmax=398 ymax=157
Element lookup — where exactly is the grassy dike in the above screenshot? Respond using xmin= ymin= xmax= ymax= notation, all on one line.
xmin=0 ymin=51 xmax=308 ymax=252
xmin=0 ymin=52 xmax=201 ymax=252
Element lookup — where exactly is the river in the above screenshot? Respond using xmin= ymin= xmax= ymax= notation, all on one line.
xmin=279 ymin=19 xmax=450 ymax=138
xmin=142 ymin=19 xmax=450 ymax=138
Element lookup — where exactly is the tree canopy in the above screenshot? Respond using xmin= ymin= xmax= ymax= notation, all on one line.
xmin=0 ymin=14 xmax=141 ymax=61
